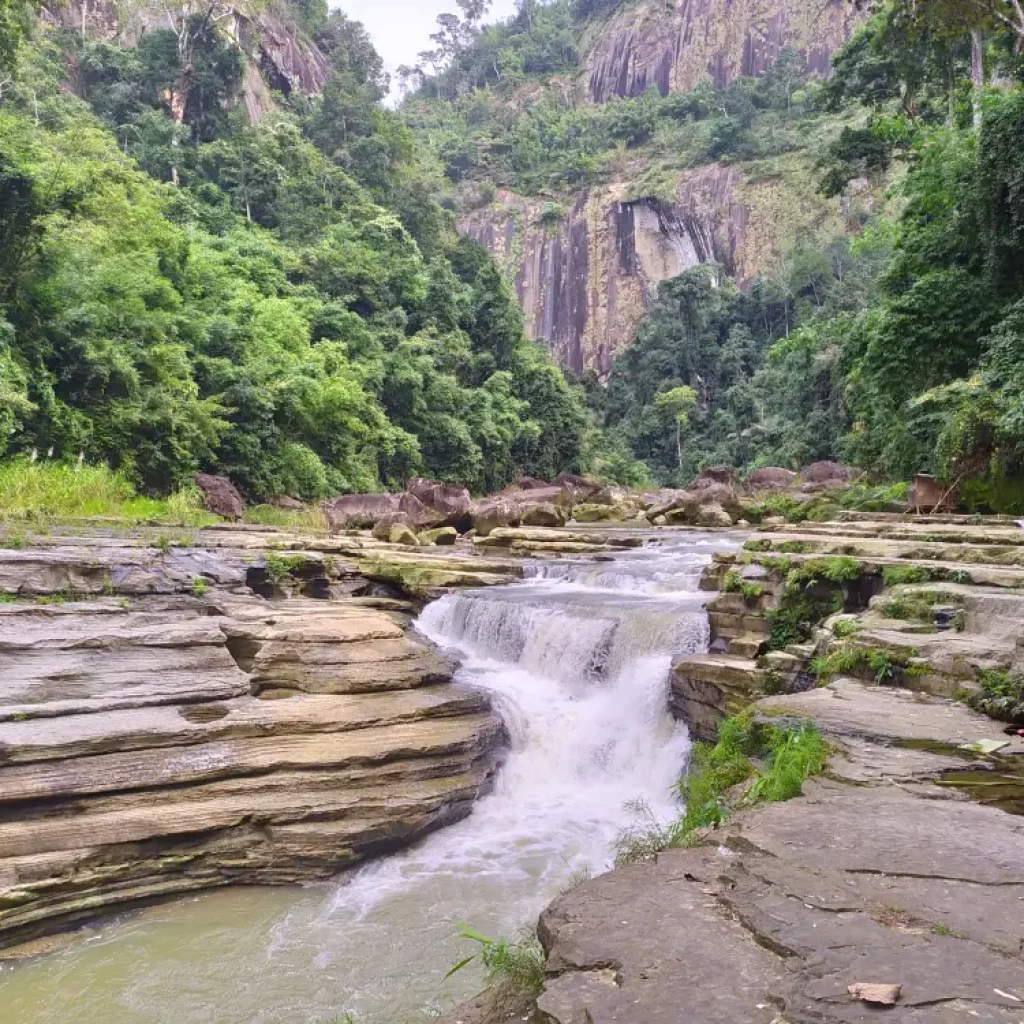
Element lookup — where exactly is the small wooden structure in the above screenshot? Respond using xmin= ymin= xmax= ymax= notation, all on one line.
xmin=910 ymin=474 xmax=958 ymax=513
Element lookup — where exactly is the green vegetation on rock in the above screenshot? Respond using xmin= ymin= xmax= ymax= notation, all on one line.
xmin=613 ymin=714 xmax=828 ymax=864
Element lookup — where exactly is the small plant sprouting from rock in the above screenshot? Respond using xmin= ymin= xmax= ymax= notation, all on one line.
xmin=832 ymin=618 xmax=859 ymax=639
xmin=192 ymin=576 xmax=210 ymax=597
xmin=264 ymin=553 xmax=306 ymax=586
xmin=151 ymin=535 xmax=173 ymax=554
xmin=968 ymin=668 xmax=1024 ymax=724
xmin=880 ymin=592 xmax=943 ymax=622
xmin=721 ymin=570 xmax=766 ymax=602
xmin=613 ymin=715 xmax=828 ymax=865
xmin=446 ymin=924 xmax=546 ymax=1000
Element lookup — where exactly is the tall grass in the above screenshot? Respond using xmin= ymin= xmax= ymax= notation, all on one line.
xmin=242 ymin=504 xmax=327 ymax=531
xmin=0 ymin=459 xmax=216 ymax=525
xmin=446 ymin=925 xmax=546 ymax=1000
xmin=614 ymin=714 xmax=828 ymax=865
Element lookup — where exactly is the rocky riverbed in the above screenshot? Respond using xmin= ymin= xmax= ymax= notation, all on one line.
xmin=0 ymin=522 xmax=529 ymax=950
xmin=457 ymin=509 xmax=1024 ymax=1024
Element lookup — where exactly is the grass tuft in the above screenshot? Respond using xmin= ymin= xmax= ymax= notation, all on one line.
xmin=0 ymin=460 xmax=217 ymax=525
xmin=613 ymin=714 xmax=828 ymax=865
xmin=446 ymin=925 xmax=546 ymax=999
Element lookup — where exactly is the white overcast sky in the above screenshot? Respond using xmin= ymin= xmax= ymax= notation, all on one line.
xmin=335 ymin=0 xmax=519 ymax=94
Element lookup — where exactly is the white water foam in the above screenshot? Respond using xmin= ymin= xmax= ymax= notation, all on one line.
xmin=0 ymin=534 xmax=725 ymax=1024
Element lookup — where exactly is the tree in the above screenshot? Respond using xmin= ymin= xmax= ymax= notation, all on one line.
xmin=655 ymin=386 xmax=697 ymax=470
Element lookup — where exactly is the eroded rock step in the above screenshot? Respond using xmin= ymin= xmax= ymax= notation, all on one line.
xmin=0 ymin=534 xmax=514 ymax=950
xmin=535 ymin=682 xmax=1024 ymax=1024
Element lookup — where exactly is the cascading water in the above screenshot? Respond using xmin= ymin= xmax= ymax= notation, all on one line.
xmin=0 ymin=532 xmax=738 ymax=1024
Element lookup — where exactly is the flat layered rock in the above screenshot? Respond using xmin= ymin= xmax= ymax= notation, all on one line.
xmin=758 ymin=678 xmax=1024 ymax=752
xmin=0 ymin=535 xmax=506 ymax=947
xmin=0 ymin=686 xmax=488 ymax=764
xmin=528 ymin=665 xmax=1024 ymax=1024
xmin=537 ymin=781 xmax=1024 ymax=1024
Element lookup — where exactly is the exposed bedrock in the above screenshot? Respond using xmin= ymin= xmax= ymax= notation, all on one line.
xmin=536 ymin=684 xmax=1024 ymax=1023
xmin=0 ymin=532 xmax=507 ymax=949
xmin=460 ymin=176 xmax=740 ymax=376
xmin=585 ymin=0 xmax=861 ymax=104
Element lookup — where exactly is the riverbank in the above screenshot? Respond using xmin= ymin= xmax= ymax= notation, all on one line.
xmin=475 ymin=511 xmax=1024 ymax=1023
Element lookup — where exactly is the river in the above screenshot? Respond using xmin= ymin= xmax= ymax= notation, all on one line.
xmin=0 ymin=531 xmax=736 ymax=1024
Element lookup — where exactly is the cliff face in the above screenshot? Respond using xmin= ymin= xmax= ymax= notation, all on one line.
xmin=44 ymin=0 xmax=328 ymax=120
xmin=461 ymin=152 xmax=843 ymax=376
xmin=585 ymin=0 xmax=859 ymax=102
xmin=461 ymin=168 xmax=747 ymax=376
xmin=460 ymin=0 xmax=861 ymax=377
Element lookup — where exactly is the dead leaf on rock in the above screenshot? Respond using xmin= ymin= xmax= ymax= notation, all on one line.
xmin=848 ymin=982 xmax=901 ymax=1005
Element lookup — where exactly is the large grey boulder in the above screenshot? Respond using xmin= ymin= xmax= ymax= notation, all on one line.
xmin=195 ymin=473 xmax=244 ymax=521
xmin=406 ymin=478 xmax=473 ymax=529
xmin=748 ymin=466 xmax=798 ymax=490
xmin=323 ymin=493 xmax=398 ymax=532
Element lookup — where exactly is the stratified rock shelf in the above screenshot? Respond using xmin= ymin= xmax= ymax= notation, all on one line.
xmin=0 ymin=526 xmax=514 ymax=949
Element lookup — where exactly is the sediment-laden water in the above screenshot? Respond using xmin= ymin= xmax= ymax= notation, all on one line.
xmin=0 ymin=532 xmax=737 ymax=1024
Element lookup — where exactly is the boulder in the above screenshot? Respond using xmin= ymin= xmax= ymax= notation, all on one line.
xmin=472 ymin=487 xmax=573 ymax=535
xmin=697 ymin=503 xmax=733 ymax=527
xmin=389 ymin=523 xmax=420 ymax=546
xmin=521 ymin=503 xmax=566 ymax=528
xmin=646 ymin=490 xmax=699 ymax=521
xmin=405 ymin=478 xmax=472 ymax=529
xmin=418 ymin=527 xmax=458 ymax=546
xmin=747 ymin=467 xmax=797 ymax=490
xmin=694 ymin=482 xmax=742 ymax=516
xmin=397 ymin=491 xmax=447 ymax=530
xmin=324 ymin=494 xmax=398 ymax=532
xmin=372 ymin=513 xmax=413 ymax=542
xmin=690 ymin=466 xmax=737 ymax=490
xmin=471 ymin=498 xmax=520 ymax=537
xmin=553 ymin=472 xmax=605 ymax=500
xmin=572 ymin=503 xmax=625 ymax=523
xmin=271 ymin=495 xmax=305 ymax=511
xmin=801 ymin=460 xmax=857 ymax=484
xmin=195 ymin=473 xmax=244 ymax=521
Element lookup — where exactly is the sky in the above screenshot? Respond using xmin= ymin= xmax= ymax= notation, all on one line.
xmin=336 ymin=0 xmax=519 ymax=97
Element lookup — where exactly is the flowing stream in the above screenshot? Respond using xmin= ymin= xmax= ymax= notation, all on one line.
xmin=0 ymin=532 xmax=736 ymax=1024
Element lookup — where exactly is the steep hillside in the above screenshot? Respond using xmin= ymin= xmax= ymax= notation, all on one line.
xmin=0 ymin=0 xmax=599 ymax=498
xmin=403 ymin=0 xmax=867 ymax=375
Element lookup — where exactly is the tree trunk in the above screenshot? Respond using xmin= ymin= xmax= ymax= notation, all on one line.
xmin=971 ymin=29 xmax=984 ymax=130
xmin=676 ymin=420 xmax=683 ymax=470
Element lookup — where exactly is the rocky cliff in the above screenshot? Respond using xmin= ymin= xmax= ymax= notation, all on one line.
xmin=584 ymin=0 xmax=859 ymax=102
xmin=460 ymin=0 xmax=862 ymax=377
xmin=461 ymin=151 xmax=842 ymax=376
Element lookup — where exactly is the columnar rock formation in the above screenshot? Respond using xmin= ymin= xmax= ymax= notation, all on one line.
xmin=460 ymin=172 xmax=742 ymax=375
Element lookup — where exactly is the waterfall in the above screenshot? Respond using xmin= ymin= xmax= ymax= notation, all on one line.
xmin=300 ymin=534 xmax=726 ymax=1017
xmin=0 ymin=534 xmax=733 ymax=1024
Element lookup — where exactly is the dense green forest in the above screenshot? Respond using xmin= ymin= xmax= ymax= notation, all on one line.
xmin=4 ymin=0 xmax=1024 ymax=505
xmin=402 ymin=0 xmax=1024 ymax=508
xmin=0 ymin=0 xmax=593 ymax=500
